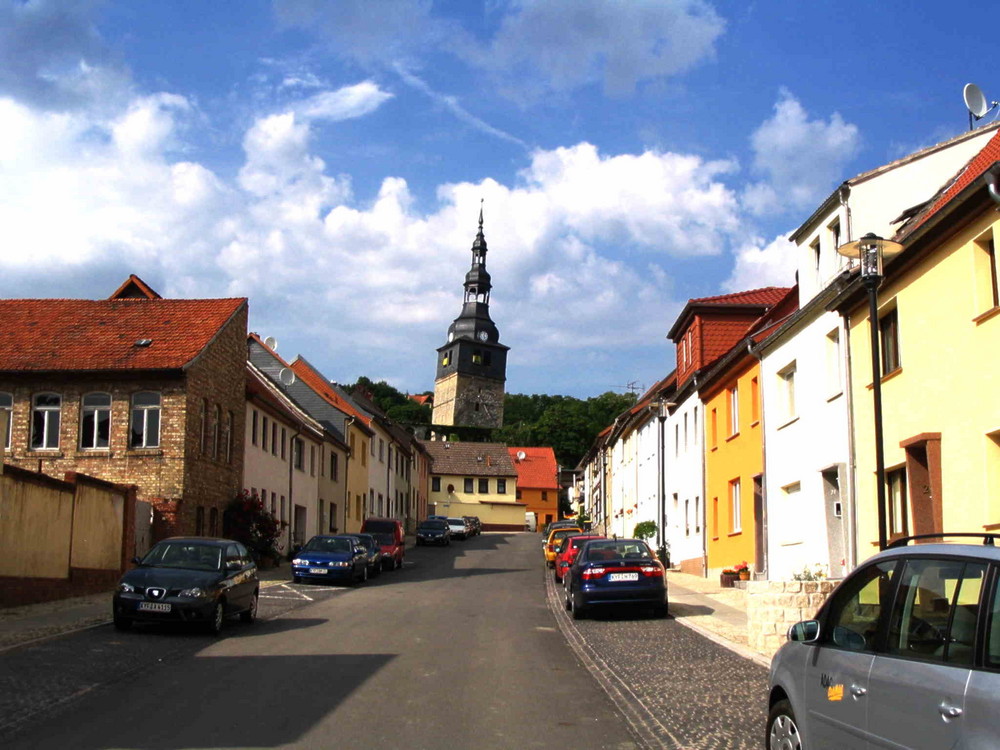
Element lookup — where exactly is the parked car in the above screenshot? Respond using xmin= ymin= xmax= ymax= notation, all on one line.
xmin=361 ymin=517 xmax=406 ymax=571
xmin=446 ymin=517 xmax=470 ymax=540
xmin=291 ymin=535 xmax=369 ymax=585
xmin=544 ymin=527 xmax=583 ymax=567
xmin=464 ymin=516 xmax=482 ymax=536
xmin=564 ymin=538 xmax=667 ymax=620
xmin=416 ymin=519 xmax=451 ymax=546
xmin=113 ymin=537 xmax=259 ymax=635
xmin=554 ymin=534 xmax=606 ymax=583
xmin=766 ymin=533 xmax=1000 ymax=750
xmin=345 ymin=533 xmax=382 ymax=578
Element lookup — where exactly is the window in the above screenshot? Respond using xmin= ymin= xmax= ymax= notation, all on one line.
xmin=516 ymin=489 xmax=522 ymax=499
xmin=728 ymin=386 xmax=739 ymax=436
xmin=683 ymin=412 xmax=688 ymax=449
xmin=262 ymin=415 xmax=269 ymax=452
xmin=281 ymin=428 xmax=287 ymax=460
xmin=694 ymin=496 xmax=701 ymax=533
xmin=497 ymin=478 xmax=506 ymax=494
xmin=271 ymin=422 xmax=277 ymax=456
xmin=887 ymin=559 xmax=986 ymax=665
xmin=200 ymin=399 xmax=209 ymax=454
xmin=975 ymin=235 xmax=999 ymax=311
xmin=542 ymin=491 xmax=548 ymax=501
xmin=209 ymin=507 xmax=219 ymax=536
xmin=0 ymin=392 xmax=11 ymax=449
xmin=464 ymin=478 xmax=474 ymax=493
xmin=292 ymin=438 xmax=304 ymax=470
xmin=692 ymin=406 xmax=698 ymax=442
xmin=310 ymin=445 xmax=316 ymax=476
xmin=478 ymin=478 xmax=489 ymax=493
xmin=280 ymin=495 xmax=285 ymax=522
xmin=379 ymin=439 xmax=385 ymax=462
xmin=777 ymin=362 xmax=797 ymax=423
xmin=710 ymin=408 xmax=718 ymax=449
xmin=674 ymin=424 xmax=680 ymax=456
xmin=829 ymin=219 xmax=841 ymax=257
xmin=750 ymin=377 xmax=759 ymax=424
xmin=195 ymin=506 xmax=205 ymax=536
xmin=782 ymin=482 xmax=802 ymax=544
xmin=361 ymin=440 xmax=367 ymax=467
xmin=270 ymin=491 xmax=276 ymax=515
xmin=710 ymin=497 xmax=717 ymax=538
xmin=213 ymin=404 xmax=221 ymax=458
xmin=251 ymin=409 xmax=258 ymax=446
xmin=30 ymin=393 xmax=61 ymax=449
xmin=687 ymin=498 xmax=692 ymax=537
xmin=825 ymin=328 xmax=842 ymax=395
xmin=431 ymin=476 xmax=441 ymax=492
xmin=226 ymin=411 xmax=234 ymax=463
xmin=328 ymin=503 xmax=337 ymax=533
xmin=330 ymin=452 xmax=339 ymax=481
xmin=811 ymin=237 xmax=821 ymax=282
xmin=879 ymin=307 xmax=901 ymax=375
xmin=823 ymin=560 xmax=896 ymax=652
xmin=80 ymin=392 xmax=111 ymax=449
xmin=887 ymin=467 xmax=908 ymax=539
xmin=729 ymin=478 xmax=742 ymax=533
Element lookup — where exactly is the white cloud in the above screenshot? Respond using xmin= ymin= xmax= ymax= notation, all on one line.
xmin=293 ymin=81 xmax=393 ymax=122
xmin=743 ymin=90 xmax=860 ymax=217
xmin=723 ymin=233 xmax=797 ymax=292
xmin=0 ymin=89 xmax=747 ymax=393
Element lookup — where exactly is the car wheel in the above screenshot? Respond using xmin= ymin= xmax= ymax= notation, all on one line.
xmin=766 ymin=699 xmax=801 ymax=750
xmin=207 ymin=601 xmax=225 ymax=635
xmin=240 ymin=591 xmax=258 ymax=624
xmin=358 ymin=564 xmax=368 ymax=585
xmin=113 ymin=614 xmax=132 ymax=631
xmin=571 ymin=594 xmax=587 ymax=620
xmin=292 ymin=575 xmax=301 ymax=584
xmin=396 ymin=556 xmax=403 ymax=570
xmin=564 ymin=589 xmax=572 ymax=611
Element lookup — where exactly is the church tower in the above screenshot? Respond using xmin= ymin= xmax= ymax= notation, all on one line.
xmin=432 ymin=208 xmax=508 ymax=428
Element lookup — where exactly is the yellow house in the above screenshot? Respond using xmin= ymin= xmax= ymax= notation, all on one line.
xmin=701 ymin=289 xmax=798 ymax=577
xmin=835 ymin=132 xmax=1000 ymax=550
xmin=419 ymin=440 xmax=523 ymax=530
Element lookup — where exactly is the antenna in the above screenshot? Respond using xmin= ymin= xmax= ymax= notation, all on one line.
xmin=263 ymin=336 xmax=278 ymax=351
xmin=964 ymin=83 xmax=999 ymax=130
xmin=278 ymin=368 xmax=296 ymax=386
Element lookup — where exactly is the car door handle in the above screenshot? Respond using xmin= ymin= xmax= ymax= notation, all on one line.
xmin=850 ymin=685 xmax=867 ymax=697
xmin=939 ymin=704 xmax=963 ymax=719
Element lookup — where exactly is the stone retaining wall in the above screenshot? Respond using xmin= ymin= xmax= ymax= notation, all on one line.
xmin=746 ymin=580 xmax=837 ymax=659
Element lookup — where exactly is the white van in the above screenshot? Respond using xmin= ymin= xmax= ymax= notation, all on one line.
xmin=524 ymin=512 xmax=537 ymax=532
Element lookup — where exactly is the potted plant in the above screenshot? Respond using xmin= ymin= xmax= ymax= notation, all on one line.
xmin=720 ymin=568 xmax=740 ymax=588
xmin=734 ymin=560 xmax=751 ymax=580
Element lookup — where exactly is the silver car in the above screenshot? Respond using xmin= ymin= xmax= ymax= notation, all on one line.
xmin=767 ymin=534 xmax=1000 ymax=749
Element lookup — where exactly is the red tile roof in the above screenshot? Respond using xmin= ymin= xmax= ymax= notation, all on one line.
xmin=508 ymin=446 xmax=560 ymax=490
xmin=287 ymin=356 xmax=372 ymax=426
xmin=899 ymin=127 xmax=1000 ymax=239
xmin=687 ymin=287 xmax=790 ymax=307
xmin=0 ymin=296 xmax=245 ymax=373
xmin=409 ymin=394 xmax=432 ymax=406
xmin=108 ymin=274 xmax=162 ymax=300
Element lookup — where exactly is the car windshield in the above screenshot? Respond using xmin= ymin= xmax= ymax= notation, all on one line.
xmin=419 ymin=521 xmax=447 ymax=530
xmin=363 ymin=521 xmax=396 ymax=534
xmin=584 ymin=540 xmax=652 ymax=561
xmin=447 ymin=518 xmax=465 ymax=525
xmin=302 ymin=537 xmax=352 ymax=554
xmin=142 ymin=542 xmax=222 ymax=571
xmin=354 ymin=537 xmax=376 ymax=551
xmin=371 ymin=533 xmax=394 ymax=545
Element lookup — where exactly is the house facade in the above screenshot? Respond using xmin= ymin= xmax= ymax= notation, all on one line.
xmin=420 ymin=440 xmax=523 ymax=529
xmin=508 ymin=446 xmax=560 ymax=530
xmin=0 ymin=276 xmax=247 ymax=541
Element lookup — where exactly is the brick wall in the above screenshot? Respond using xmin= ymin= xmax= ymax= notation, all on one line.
xmin=746 ymin=580 xmax=837 ymax=658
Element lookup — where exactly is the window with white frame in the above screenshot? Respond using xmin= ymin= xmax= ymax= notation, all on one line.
xmin=781 ymin=482 xmax=801 ymax=544
xmin=825 ymin=328 xmax=842 ymax=396
xmin=0 ymin=392 xmax=11 ymax=449
xmin=292 ymin=437 xmax=304 ymax=470
xmin=31 ymin=393 xmax=61 ymax=449
xmin=811 ymin=237 xmax=821 ymax=283
xmin=729 ymin=478 xmax=742 ymax=533
xmin=80 ymin=392 xmax=111 ymax=449
xmin=728 ymin=385 xmax=739 ymax=436
xmin=130 ymin=391 xmax=161 ymax=448
xmin=777 ymin=361 xmax=797 ymax=423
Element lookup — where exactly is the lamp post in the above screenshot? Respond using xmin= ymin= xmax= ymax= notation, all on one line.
xmin=652 ymin=397 xmax=673 ymax=562
xmin=837 ymin=232 xmax=904 ymax=550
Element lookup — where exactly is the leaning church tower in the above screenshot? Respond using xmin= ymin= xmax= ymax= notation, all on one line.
xmin=432 ymin=208 xmax=508 ymax=428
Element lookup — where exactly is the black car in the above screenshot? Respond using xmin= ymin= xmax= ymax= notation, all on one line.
xmin=113 ymin=537 xmax=259 ymax=634
xmin=416 ymin=519 xmax=451 ymax=546
xmin=345 ymin=533 xmax=382 ymax=577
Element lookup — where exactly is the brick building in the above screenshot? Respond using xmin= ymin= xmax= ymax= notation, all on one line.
xmin=0 ymin=275 xmax=248 ymax=541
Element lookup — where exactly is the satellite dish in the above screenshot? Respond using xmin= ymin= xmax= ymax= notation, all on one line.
xmin=964 ymin=83 xmax=989 ymax=118
xmin=278 ymin=368 xmax=296 ymax=386
xmin=263 ymin=336 xmax=277 ymax=351
xmin=516 ymin=450 xmax=526 ymax=461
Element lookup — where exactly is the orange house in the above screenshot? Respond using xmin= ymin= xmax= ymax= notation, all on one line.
xmin=508 ymin=446 xmax=560 ymax=530
xmin=700 ymin=288 xmax=797 ymax=577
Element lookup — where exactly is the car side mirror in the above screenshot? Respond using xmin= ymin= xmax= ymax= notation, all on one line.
xmin=788 ymin=620 xmax=820 ymax=643
xmin=132 ymin=556 xmax=142 ymax=565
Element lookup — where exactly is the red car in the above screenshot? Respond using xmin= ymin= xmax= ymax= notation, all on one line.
xmin=554 ymin=534 xmax=605 ymax=583
xmin=360 ymin=518 xmax=405 ymax=571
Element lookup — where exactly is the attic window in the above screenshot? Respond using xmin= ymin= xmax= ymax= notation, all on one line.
xmin=134 ymin=339 xmax=153 ymax=347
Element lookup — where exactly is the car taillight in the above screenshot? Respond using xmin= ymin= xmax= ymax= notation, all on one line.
xmin=640 ymin=565 xmax=664 ymax=578
xmin=581 ymin=567 xmax=606 ymax=580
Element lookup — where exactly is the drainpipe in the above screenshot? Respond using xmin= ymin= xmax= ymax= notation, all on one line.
xmin=840 ymin=313 xmax=859 ymax=572
xmin=747 ymin=338 xmax=768 ymax=579
xmin=343 ymin=417 xmax=354 ymax=532
xmin=984 ymin=167 xmax=1000 ymax=205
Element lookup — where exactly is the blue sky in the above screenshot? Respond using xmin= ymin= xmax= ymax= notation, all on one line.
xmin=1 ymin=0 xmax=997 ymax=398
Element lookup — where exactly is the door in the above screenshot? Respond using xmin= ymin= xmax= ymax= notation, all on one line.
xmin=803 ymin=559 xmax=897 ymax=749
xmin=867 ymin=558 xmax=984 ymax=749
xmin=822 ymin=467 xmax=846 ymax=579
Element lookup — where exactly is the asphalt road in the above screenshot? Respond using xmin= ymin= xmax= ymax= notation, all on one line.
xmin=0 ymin=533 xmax=641 ymax=750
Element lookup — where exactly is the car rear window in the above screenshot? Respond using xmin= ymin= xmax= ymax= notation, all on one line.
xmin=363 ymin=521 xmax=397 ymax=534
xmin=419 ymin=521 xmax=447 ymax=530
xmin=584 ymin=541 xmax=652 ymax=561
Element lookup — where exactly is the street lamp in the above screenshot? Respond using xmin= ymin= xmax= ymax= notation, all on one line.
xmin=837 ymin=232 xmax=904 ymax=550
xmin=652 ymin=397 xmax=674 ymax=560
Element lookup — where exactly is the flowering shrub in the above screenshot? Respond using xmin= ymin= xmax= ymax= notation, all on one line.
xmin=224 ymin=490 xmax=283 ymax=561
xmin=733 ymin=560 xmax=749 ymax=572
xmin=792 ymin=563 xmax=828 ymax=581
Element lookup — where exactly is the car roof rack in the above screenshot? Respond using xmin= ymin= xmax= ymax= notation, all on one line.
xmin=887 ymin=532 xmax=997 ymax=549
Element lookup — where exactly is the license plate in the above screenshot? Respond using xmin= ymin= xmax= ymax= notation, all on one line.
xmin=137 ymin=602 xmax=171 ymax=613
xmin=308 ymin=568 xmax=328 ymax=574
xmin=608 ymin=572 xmax=639 ymax=582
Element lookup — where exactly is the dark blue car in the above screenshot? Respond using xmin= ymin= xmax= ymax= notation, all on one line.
xmin=564 ymin=538 xmax=668 ymax=620
xmin=291 ymin=535 xmax=369 ymax=585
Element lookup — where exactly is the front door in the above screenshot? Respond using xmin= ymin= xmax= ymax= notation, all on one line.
xmin=803 ymin=559 xmax=897 ymax=748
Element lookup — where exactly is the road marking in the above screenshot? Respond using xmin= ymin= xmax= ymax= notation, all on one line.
xmin=260 ymin=584 xmax=315 ymax=602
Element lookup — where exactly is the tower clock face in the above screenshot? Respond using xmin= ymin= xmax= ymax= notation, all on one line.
xmin=477 ymin=330 xmax=488 ymax=341
xmin=448 ymin=331 xmax=455 ymax=342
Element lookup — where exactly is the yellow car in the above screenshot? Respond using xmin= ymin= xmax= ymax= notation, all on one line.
xmin=544 ymin=527 xmax=582 ymax=568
